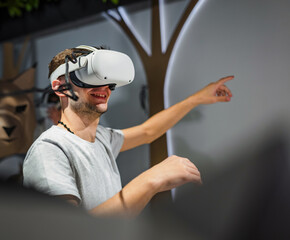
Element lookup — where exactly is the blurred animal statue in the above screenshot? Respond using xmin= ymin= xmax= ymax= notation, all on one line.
xmin=0 ymin=41 xmax=36 ymax=159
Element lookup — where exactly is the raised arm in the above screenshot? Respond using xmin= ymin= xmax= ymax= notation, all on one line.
xmin=121 ymin=76 xmax=234 ymax=151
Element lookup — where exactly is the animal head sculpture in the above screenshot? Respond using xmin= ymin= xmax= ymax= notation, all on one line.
xmin=0 ymin=65 xmax=36 ymax=159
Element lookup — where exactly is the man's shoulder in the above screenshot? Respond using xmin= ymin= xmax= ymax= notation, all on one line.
xmin=24 ymin=126 xmax=74 ymax=163
xmin=27 ymin=126 xmax=70 ymax=154
xmin=36 ymin=125 xmax=67 ymax=142
xmin=97 ymin=125 xmax=123 ymax=134
xmin=96 ymin=125 xmax=123 ymax=138
xmin=96 ymin=124 xmax=106 ymax=132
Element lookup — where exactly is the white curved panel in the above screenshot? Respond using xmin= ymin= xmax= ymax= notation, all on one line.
xmin=165 ymin=0 xmax=290 ymax=169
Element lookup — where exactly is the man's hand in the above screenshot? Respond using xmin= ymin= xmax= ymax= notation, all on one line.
xmin=193 ymin=75 xmax=234 ymax=105
xmin=145 ymin=155 xmax=202 ymax=193
xmin=88 ymin=155 xmax=201 ymax=217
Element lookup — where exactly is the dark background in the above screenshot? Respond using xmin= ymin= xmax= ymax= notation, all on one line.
xmin=0 ymin=0 xmax=146 ymax=42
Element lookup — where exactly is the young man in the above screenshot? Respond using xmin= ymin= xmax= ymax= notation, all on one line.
xmin=23 ymin=46 xmax=234 ymax=217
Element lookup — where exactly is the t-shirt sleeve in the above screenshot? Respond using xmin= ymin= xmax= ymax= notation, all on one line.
xmin=23 ymin=141 xmax=81 ymax=202
xmin=106 ymin=128 xmax=124 ymax=159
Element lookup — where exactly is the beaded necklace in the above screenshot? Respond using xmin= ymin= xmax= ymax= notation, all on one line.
xmin=58 ymin=121 xmax=74 ymax=134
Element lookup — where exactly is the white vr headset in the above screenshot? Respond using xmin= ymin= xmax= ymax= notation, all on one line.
xmin=49 ymin=45 xmax=135 ymax=90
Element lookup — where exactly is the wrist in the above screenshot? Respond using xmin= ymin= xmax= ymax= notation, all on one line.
xmin=188 ymin=93 xmax=202 ymax=106
xmin=139 ymin=169 xmax=162 ymax=195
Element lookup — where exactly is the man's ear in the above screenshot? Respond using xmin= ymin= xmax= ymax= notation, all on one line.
xmin=52 ymin=78 xmax=67 ymax=97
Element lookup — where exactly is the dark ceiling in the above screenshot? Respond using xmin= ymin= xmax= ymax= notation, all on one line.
xmin=0 ymin=0 xmax=146 ymax=43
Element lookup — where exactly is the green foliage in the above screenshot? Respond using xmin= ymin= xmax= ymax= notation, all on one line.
xmin=0 ymin=0 xmax=37 ymax=17
xmin=102 ymin=0 xmax=119 ymax=4
xmin=0 ymin=0 xmax=119 ymax=18
xmin=0 ymin=0 xmax=56 ymax=18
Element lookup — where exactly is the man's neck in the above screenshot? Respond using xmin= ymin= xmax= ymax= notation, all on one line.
xmin=59 ymin=109 xmax=100 ymax=143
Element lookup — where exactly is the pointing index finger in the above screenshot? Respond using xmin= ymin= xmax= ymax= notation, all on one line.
xmin=218 ymin=75 xmax=234 ymax=85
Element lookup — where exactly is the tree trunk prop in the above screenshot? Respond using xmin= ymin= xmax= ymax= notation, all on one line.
xmin=107 ymin=0 xmax=199 ymax=167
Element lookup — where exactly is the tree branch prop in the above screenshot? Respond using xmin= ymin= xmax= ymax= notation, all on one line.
xmin=151 ymin=0 xmax=162 ymax=54
xmin=165 ymin=0 xmax=199 ymax=57
xmin=106 ymin=8 xmax=149 ymax=61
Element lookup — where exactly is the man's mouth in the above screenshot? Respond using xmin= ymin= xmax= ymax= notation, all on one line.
xmin=91 ymin=93 xmax=106 ymax=98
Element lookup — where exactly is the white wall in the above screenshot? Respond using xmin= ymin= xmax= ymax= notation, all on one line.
xmin=165 ymin=0 xmax=290 ymax=177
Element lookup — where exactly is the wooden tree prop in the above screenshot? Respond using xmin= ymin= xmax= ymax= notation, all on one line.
xmin=107 ymin=0 xmax=199 ymax=167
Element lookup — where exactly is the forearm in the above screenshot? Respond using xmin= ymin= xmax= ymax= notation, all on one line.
xmin=89 ymin=171 xmax=159 ymax=217
xmin=141 ymin=94 xmax=200 ymax=143
xmin=121 ymin=94 xmax=200 ymax=151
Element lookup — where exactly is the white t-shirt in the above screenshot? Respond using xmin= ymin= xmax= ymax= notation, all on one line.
xmin=23 ymin=125 xmax=124 ymax=210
